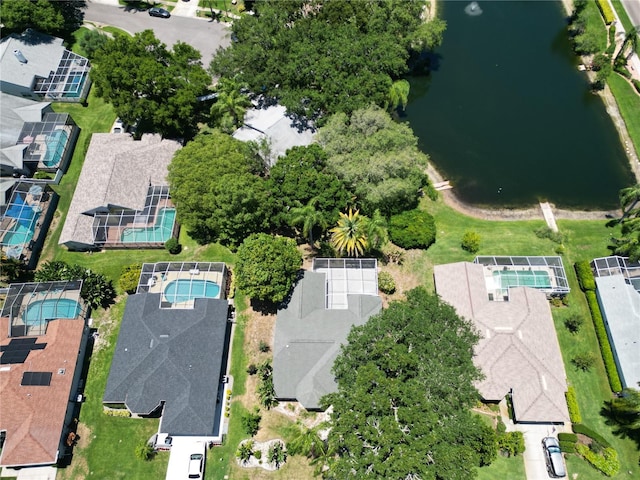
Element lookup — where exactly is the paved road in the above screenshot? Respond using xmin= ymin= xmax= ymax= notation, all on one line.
xmin=84 ymin=1 xmax=231 ymax=66
xmin=620 ymin=0 xmax=640 ymax=29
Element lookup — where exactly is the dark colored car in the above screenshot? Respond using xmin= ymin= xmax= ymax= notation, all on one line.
xmin=148 ymin=7 xmax=170 ymax=18
xmin=542 ymin=437 xmax=567 ymax=478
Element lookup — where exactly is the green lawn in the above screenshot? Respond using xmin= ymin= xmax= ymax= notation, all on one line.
xmin=608 ymin=73 xmax=640 ymax=159
xmin=582 ymin=0 xmax=609 ymax=52
xmin=476 ymin=454 xmax=525 ymax=480
xmin=610 ymin=0 xmax=640 ymax=55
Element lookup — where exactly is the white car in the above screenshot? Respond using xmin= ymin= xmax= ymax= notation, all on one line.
xmin=187 ymin=453 xmax=204 ymax=479
xmin=111 ymin=118 xmax=128 ymax=134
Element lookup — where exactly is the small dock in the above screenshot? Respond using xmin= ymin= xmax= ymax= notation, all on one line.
xmin=539 ymin=202 xmax=558 ymax=232
xmin=433 ymin=180 xmax=453 ymax=191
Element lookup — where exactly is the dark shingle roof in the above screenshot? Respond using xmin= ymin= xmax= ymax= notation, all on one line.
xmin=103 ymin=294 xmax=228 ymax=436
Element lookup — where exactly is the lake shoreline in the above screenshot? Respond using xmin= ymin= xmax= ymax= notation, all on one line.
xmin=423 ymin=0 xmax=633 ymax=221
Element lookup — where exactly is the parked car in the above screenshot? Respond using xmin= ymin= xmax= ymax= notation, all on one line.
xmin=111 ymin=118 xmax=128 ymax=134
xmin=148 ymin=7 xmax=170 ymax=18
xmin=542 ymin=437 xmax=566 ymax=478
xmin=187 ymin=453 xmax=204 ymax=479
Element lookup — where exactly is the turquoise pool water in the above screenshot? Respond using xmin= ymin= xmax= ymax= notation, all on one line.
xmin=121 ymin=208 xmax=176 ymax=243
xmin=2 ymin=211 xmax=39 ymax=246
xmin=43 ymin=130 xmax=68 ymax=167
xmin=24 ymin=298 xmax=81 ymax=325
xmin=493 ymin=270 xmax=551 ymax=289
xmin=164 ymin=279 xmax=221 ymax=304
xmin=63 ymin=72 xmax=87 ymax=98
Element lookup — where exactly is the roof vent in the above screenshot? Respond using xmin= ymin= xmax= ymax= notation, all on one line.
xmin=58 ymin=368 xmax=66 ymax=375
xmin=13 ymin=49 xmax=28 ymax=64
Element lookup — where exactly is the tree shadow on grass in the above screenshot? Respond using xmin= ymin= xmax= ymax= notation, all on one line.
xmin=600 ymin=398 xmax=640 ymax=450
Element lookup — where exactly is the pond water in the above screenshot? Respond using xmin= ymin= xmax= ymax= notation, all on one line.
xmin=404 ymin=0 xmax=633 ymax=209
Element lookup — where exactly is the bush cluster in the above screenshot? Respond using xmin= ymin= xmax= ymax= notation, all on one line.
xmin=576 ymin=444 xmax=620 ymax=477
xmin=534 ymin=226 xmax=565 ymax=244
xmin=574 ymin=261 xmax=596 ymax=291
xmin=103 ymin=407 xmax=132 ymax=417
xmin=461 ymin=230 xmax=481 ymax=253
xmin=257 ymin=361 xmax=277 ymax=409
xmin=241 ymin=408 xmax=262 ymax=436
xmin=596 ymin=0 xmax=615 ymax=25
xmin=388 ymin=210 xmax=436 ymax=250
xmin=497 ymin=431 xmax=525 ymax=457
xmin=572 ymin=423 xmax=612 ymax=449
xmin=164 ymin=237 xmax=181 ymax=254
xmin=585 ymin=291 xmax=623 ymax=392
xmin=119 ymin=263 xmax=142 ymax=294
xmin=377 ymin=271 xmax=396 ymax=294
xmin=565 ymin=386 xmax=582 ymax=424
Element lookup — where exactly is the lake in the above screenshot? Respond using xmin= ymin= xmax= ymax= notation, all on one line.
xmin=404 ymin=0 xmax=634 ymax=209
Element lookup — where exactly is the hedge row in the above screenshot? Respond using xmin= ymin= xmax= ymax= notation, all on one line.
xmin=558 ymin=432 xmax=578 ymax=443
xmin=572 ymin=423 xmax=612 ymax=449
xmin=576 ymin=444 xmax=620 ymax=477
xmin=585 ymin=290 xmax=623 ymax=392
xmin=559 ymin=441 xmax=576 ymax=453
xmin=574 ymin=261 xmax=596 ymax=291
xmin=565 ymin=386 xmax=582 ymax=424
xmin=103 ymin=408 xmax=131 ymax=417
xmin=596 ymin=0 xmax=615 ymax=25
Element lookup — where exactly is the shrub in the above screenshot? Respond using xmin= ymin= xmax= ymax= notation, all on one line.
xmin=497 ymin=431 xmax=525 ymax=457
xmin=33 ymin=171 xmax=53 ymax=179
xmin=572 ymin=423 xmax=612 ymax=448
xmin=268 ymin=441 xmax=287 ymax=468
xmin=236 ymin=440 xmax=254 ymax=463
xmin=164 ymin=237 xmax=181 ymax=254
xmin=564 ymin=313 xmax=584 ymax=334
xmin=575 ymin=261 xmax=596 ymax=291
xmin=558 ymin=432 xmax=578 ymax=443
xmin=103 ymin=407 xmax=132 ymax=417
xmin=572 ymin=352 xmax=597 ymax=372
xmin=388 ymin=209 xmax=436 ymax=250
xmin=254 ymin=449 xmax=262 ymax=460
xmin=565 ymin=386 xmax=582 ymax=424
xmin=534 ymin=226 xmax=565 ymax=244
xmin=560 ymin=441 xmax=577 ymax=453
xmin=246 ymin=363 xmax=258 ymax=375
xmin=377 ymin=271 xmax=396 ymax=294
xmin=461 ymin=230 xmax=481 ymax=253
xmin=576 ymin=444 xmax=620 ymax=476
xmin=258 ymin=340 xmax=270 ymax=353
xmin=119 ymin=263 xmax=142 ymax=294
xmin=585 ymin=291 xmax=623 ymax=391
xmin=135 ymin=442 xmax=154 ymax=461
xmin=241 ymin=408 xmax=262 ymax=436
xmin=596 ymin=0 xmax=615 ymax=24
xmin=79 ymin=29 xmax=109 ymax=60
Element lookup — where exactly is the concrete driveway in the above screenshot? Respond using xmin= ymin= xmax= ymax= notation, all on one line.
xmin=516 ymin=424 xmax=560 ymax=480
xmin=84 ymin=1 xmax=231 ymax=65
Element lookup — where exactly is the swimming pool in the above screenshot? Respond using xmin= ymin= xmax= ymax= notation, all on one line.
xmin=63 ymin=72 xmax=87 ymax=98
xmin=43 ymin=130 xmax=69 ymax=167
xmin=164 ymin=279 xmax=221 ymax=304
xmin=121 ymin=208 xmax=176 ymax=243
xmin=23 ymin=298 xmax=82 ymax=325
xmin=1 ymin=211 xmax=40 ymax=246
xmin=493 ymin=270 xmax=551 ymax=289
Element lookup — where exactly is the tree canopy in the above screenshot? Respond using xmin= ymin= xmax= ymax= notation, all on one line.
xmin=317 ymin=106 xmax=430 ymax=215
xmin=268 ymin=145 xmax=352 ymax=229
xmin=167 ymin=130 xmax=271 ymax=246
xmin=322 ymin=287 xmax=489 ymax=479
xmin=91 ymin=30 xmax=211 ymax=138
xmin=235 ymin=233 xmax=302 ymax=304
xmin=1 ymin=0 xmax=85 ymax=37
xmin=210 ymin=0 xmax=445 ymax=121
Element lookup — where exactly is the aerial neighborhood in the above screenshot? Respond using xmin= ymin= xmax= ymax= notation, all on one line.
xmin=1 ymin=1 xmax=640 ymax=480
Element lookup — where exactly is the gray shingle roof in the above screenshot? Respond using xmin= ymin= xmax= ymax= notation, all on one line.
xmin=59 ymin=134 xmax=180 ymax=248
xmin=273 ymin=271 xmax=382 ymax=409
xmin=595 ymin=275 xmax=640 ymax=388
xmin=103 ymin=294 xmax=229 ymax=436
xmin=434 ymin=262 xmax=570 ymax=423
xmin=0 ymin=30 xmax=63 ymax=91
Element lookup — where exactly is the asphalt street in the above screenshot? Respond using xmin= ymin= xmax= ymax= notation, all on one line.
xmin=620 ymin=0 xmax=640 ymax=30
xmin=84 ymin=1 xmax=231 ymax=66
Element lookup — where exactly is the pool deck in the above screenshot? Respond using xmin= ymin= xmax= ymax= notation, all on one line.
xmin=146 ymin=270 xmax=225 ymax=307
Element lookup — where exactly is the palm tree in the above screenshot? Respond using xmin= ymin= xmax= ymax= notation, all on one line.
xmin=619 ymin=183 xmax=640 ymax=220
xmin=615 ymin=26 xmax=640 ymax=65
xmin=330 ymin=208 xmax=368 ymax=257
xmin=612 ymin=231 xmax=640 ymax=262
xmin=387 ymin=79 xmax=410 ymax=112
xmin=364 ymin=209 xmax=388 ymax=251
xmin=289 ymin=199 xmax=327 ymax=248
xmin=210 ymin=77 xmax=251 ymax=133
xmin=287 ymin=422 xmax=328 ymax=460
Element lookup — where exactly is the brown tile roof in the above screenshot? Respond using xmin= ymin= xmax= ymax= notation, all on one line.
xmin=59 ymin=133 xmax=181 ymax=248
xmin=434 ymin=262 xmax=570 ymax=423
xmin=0 ymin=317 xmax=85 ymax=467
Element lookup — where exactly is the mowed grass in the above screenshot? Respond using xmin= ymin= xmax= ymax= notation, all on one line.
xmin=608 ymin=73 xmax=640 ymax=159
xmin=476 ymin=454 xmax=525 ymax=480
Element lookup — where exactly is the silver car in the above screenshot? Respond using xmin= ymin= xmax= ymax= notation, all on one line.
xmin=542 ymin=437 xmax=566 ymax=478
